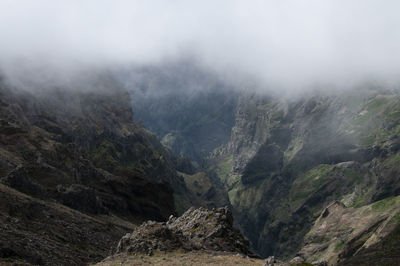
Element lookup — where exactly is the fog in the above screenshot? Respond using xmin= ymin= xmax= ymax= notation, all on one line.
xmin=1 ymin=0 xmax=400 ymax=92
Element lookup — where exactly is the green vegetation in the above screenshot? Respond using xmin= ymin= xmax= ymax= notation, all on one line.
xmin=216 ymin=154 xmax=233 ymax=184
xmin=343 ymin=168 xmax=364 ymax=185
xmin=257 ymin=102 xmax=275 ymax=111
xmin=290 ymin=164 xmax=334 ymax=209
xmin=382 ymin=153 xmax=400 ymax=170
xmin=351 ymin=185 xmax=375 ymax=208
xmin=92 ymin=140 xmax=120 ymax=169
xmin=173 ymin=194 xmax=189 ymax=215
xmin=271 ymin=110 xmax=284 ymax=120
xmin=334 ymin=241 xmax=345 ymax=252
xmin=355 ymin=96 xmax=400 ymax=147
xmin=182 ymin=172 xmax=212 ymax=197
xmin=371 ymin=196 xmax=399 ymax=212
xmin=359 ymin=125 xmax=400 ymax=147
xmin=357 ymin=97 xmax=390 ymax=124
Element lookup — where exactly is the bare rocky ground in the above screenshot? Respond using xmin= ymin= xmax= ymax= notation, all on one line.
xmin=0 ymin=183 xmax=135 ymax=265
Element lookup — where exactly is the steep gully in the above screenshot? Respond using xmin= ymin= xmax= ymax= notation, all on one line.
xmin=130 ymin=72 xmax=400 ymax=264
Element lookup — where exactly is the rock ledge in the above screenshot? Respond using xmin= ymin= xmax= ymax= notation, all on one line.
xmin=115 ymin=207 xmax=253 ymax=256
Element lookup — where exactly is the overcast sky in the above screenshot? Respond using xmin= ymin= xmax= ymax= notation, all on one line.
xmin=0 ymin=0 xmax=399 ymax=91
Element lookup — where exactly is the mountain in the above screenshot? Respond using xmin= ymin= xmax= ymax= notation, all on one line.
xmin=0 ymin=74 xmax=178 ymax=220
xmin=0 ymin=72 xmax=227 ymax=265
xmin=2 ymin=64 xmax=400 ymax=265
xmin=212 ymin=86 xmax=400 ymax=262
xmin=129 ymin=65 xmax=400 ymax=264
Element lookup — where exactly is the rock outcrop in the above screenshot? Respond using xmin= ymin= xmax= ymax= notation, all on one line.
xmin=114 ymin=207 xmax=253 ymax=256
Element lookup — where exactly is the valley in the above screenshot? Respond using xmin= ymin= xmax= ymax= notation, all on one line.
xmin=1 ymin=1 xmax=400 ymax=265
xmin=130 ymin=70 xmax=400 ymax=265
xmin=1 ymin=67 xmax=400 ymax=265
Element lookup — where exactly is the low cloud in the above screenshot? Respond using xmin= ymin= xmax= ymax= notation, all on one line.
xmin=1 ymin=0 xmax=399 ymax=92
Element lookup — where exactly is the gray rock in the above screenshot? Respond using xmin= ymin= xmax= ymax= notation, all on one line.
xmin=264 ymin=256 xmax=275 ymax=265
xmin=115 ymin=207 xmax=254 ymax=256
xmin=147 ymin=248 xmax=153 ymax=256
xmin=312 ymin=260 xmax=328 ymax=266
xmin=289 ymin=256 xmax=305 ymax=264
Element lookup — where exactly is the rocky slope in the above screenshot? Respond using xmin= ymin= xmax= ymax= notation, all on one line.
xmin=0 ymin=75 xmax=179 ymax=264
xmin=125 ymin=71 xmax=400 ymax=264
xmin=0 ymin=75 xmax=178 ymax=221
xmin=300 ymin=196 xmax=400 ymax=265
xmin=0 ymin=183 xmax=135 ymax=265
xmin=213 ymin=86 xmax=400 ymax=260
xmin=0 ymin=72 xmax=227 ymax=265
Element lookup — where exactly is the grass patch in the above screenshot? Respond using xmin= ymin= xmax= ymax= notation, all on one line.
xmin=216 ymin=154 xmax=233 ymax=184
xmin=356 ymin=97 xmax=400 ymax=147
xmin=382 ymin=153 xmax=400 ymax=170
xmin=290 ymin=164 xmax=334 ymax=206
xmin=334 ymin=241 xmax=345 ymax=252
xmin=343 ymin=168 xmax=364 ymax=185
xmin=271 ymin=110 xmax=284 ymax=120
xmin=371 ymin=197 xmax=398 ymax=212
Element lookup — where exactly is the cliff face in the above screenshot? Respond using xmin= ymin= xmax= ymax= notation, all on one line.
xmin=0 ymin=77 xmax=178 ymax=222
xmin=0 ymin=69 xmax=236 ymax=264
xmin=124 ymin=63 xmax=238 ymax=163
xmin=216 ymin=87 xmax=400 ymax=259
xmin=125 ymin=70 xmax=400 ymax=263
xmin=0 ymin=74 xmax=188 ymax=264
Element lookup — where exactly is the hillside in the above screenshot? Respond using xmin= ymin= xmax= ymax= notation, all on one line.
xmin=300 ymin=196 xmax=400 ymax=265
xmin=2 ymin=69 xmax=400 ymax=265
xmin=0 ymin=73 xmax=227 ymax=265
xmin=219 ymin=87 xmax=400 ymax=259
xmin=132 ymin=74 xmax=400 ymax=264
xmin=0 ymin=183 xmax=136 ymax=265
xmin=1 ymin=1 xmax=399 ymax=265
